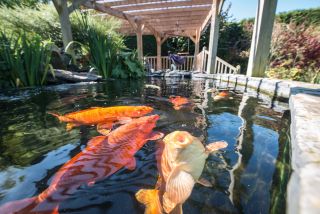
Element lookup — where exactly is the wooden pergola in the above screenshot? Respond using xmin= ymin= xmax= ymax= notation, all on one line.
xmin=83 ymin=0 xmax=224 ymax=72
xmin=80 ymin=0 xmax=277 ymax=76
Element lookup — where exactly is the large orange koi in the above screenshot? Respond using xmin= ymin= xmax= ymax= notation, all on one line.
xmin=49 ymin=105 xmax=153 ymax=135
xmin=0 ymin=115 xmax=163 ymax=214
xmin=136 ymin=131 xmax=228 ymax=214
xmin=169 ymin=96 xmax=192 ymax=110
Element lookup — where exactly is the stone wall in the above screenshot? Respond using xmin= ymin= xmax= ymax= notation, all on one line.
xmin=192 ymin=73 xmax=320 ymax=214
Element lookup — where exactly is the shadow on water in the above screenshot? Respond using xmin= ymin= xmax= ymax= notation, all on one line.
xmin=0 ymin=78 xmax=291 ymax=213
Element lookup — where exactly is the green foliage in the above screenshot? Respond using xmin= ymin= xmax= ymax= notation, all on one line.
xmin=0 ymin=33 xmax=53 ymax=88
xmin=277 ymin=8 xmax=320 ymax=26
xmin=75 ymin=13 xmax=124 ymax=78
xmin=0 ymin=4 xmax=122 ymax=48
xmin=0 ymin=0 xmax=48 ymax=8
xmin=268 ymin=23 xmax=320 ymax=82
xmin=112 ymin=51 xmax=145 ymax=79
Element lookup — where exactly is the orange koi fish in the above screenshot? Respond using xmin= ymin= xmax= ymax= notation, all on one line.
xmin=136 ymin=131 xmax=228 ymax=214
xmin=169 ymin=96 xmax=192 ymax=110
xmin=49 ymin=105 xmax=153 ymax=135
xmin=213 ymin=90 xmax=231 ymax=101
xmin=0 ymin=115 xmax=163 ymax=214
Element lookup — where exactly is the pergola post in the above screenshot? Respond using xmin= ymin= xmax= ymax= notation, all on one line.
xmin=136 ymin=23 xmax=144 ymax=61
xmin=206 ymin=0 xmax=221 ymax=74
xmin=247 ymin=0 xmax=277 ymax=77
xmin=194 ymin=30 xmax=201 ymax=57
xmin=156 ymin=36 xmax=162 ymax=71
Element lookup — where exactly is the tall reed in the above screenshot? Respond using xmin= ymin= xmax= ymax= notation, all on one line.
xmin=77 ymin=13 xmax=123 ymax=79
xmin=0 ymin=33 xmax=53 ymax=88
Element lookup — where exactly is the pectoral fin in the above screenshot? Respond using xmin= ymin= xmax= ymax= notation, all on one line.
xmin=148 ymin=131 xmax=164 ymax=141
xmin=205 ymin=141 xmax=228 ymax=153
xmin=97 ymin=122 xmax=113 ymax=136
xmin=125 ymin=158 xmax=136 ymax=171
xmin=197 ymin=177 xmax=213 ymax=187
xmin=66 ymin=123 xmax=77 ymax=131
xmin=135 ymin=189 xmax=162 ymax=214
xmin=165 ymin=164 xmax=195 ymax=204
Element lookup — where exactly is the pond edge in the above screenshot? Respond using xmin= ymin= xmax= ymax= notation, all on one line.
xmin=192 ymin=73 xmax=320 ymax=214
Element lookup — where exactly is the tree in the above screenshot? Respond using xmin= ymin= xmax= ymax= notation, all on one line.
xmin=0 ymin=0 xmax=89 ymax=51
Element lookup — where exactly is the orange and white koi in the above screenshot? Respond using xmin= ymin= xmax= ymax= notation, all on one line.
xmin=169 ymin=96 xmax=192 ymax=110
xmin=136 ymin=131 xmax=228 ymax=214
xmin=0 ymin=115 xmax=163 ymax=214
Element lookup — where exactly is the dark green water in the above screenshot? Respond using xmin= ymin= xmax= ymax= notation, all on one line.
xmin=0 ymin=78 xmax=291 ymax=213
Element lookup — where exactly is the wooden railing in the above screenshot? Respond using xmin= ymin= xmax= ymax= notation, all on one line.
xmin=145 ymin=55 xmax=194 ymax=71
xmin=195 ymin=48 xmax=240 ymax=74
xmin=145 ymin=49 xmax=240 ymax=74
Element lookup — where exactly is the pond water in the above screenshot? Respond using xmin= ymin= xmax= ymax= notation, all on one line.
xmin=0 ymin=78 xmax=291 ymax=214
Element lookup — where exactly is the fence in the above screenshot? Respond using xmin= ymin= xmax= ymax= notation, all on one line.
xmin=145 ymin=49 xmax=240 ymax=74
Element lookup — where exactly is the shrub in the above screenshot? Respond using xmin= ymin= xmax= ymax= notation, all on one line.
xmin=0 ymin=33 xmax=53 ymax=88
xmin=0 ymin=5 xmax=123 ymax=48
xmin=112 ymin=51 xmax=145 ymax=79
xmin=268 ymin=23 xmax=320 ymax=82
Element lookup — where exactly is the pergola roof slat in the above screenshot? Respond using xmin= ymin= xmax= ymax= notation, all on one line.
xmin=85 ymin=0 xmax=219 ymax=37
xmin=110 ymin=0 xmax=212 ymax=12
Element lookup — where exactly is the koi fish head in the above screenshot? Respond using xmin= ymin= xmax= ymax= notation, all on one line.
xmin=163 ymin=131 xmax=194 ymax=149
xmin=129 ymin=106 xmax=154 ymax=117
xmin=219 ymin=91 xmax=229 ymax=97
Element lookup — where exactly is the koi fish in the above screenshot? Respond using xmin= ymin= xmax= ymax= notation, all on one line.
xmin=0 ymin=115 xmax=163 ymax=214
xmin=136 ymin=131 xmax=228 ymax=214
xmin=169 ymin=96 xmax=192 ymax=110
xmin=213 ymin=90 xmax=231 ymax=101
xmin=49 ymin=105 xmax=153 ymax=135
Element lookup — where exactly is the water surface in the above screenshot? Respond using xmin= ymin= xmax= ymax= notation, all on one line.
xmin=0 ymin=78 xmax=291 ymax=213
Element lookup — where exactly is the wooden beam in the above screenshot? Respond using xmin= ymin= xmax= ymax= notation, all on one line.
xmin=137 ymin=22 xmax=144 ymax=61
xmin=149 ymin=15 xmax=206 ymax=23
xmin=111 ymin=0 xmax=212 ymax=12
xmin=200 ymin=0 xmax=224 ymax=31
xmin=126 ymin=7 xmax=210 ymax=16
xmin=83 ymin=1 xmax=162 ymax=38
xmin=206 ymin=0 xmax=220 ymax=74
xmin=120 ymin=20 xmax=203 ymax=30
xmin=156 ymin=35 xmax=162 ymax=70
xmin=193 ymin=28 xmax=201 ymax=69
xmin=247 ymin=0 xmax=277 ymax=77
xmin=161 ymin=35 xmax=168 ymax=44
xmin=140 ymin=10 xmax=208 ymax=18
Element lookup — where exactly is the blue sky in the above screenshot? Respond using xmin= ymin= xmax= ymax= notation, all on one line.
xmin=225 ymin=0 xmax=320 ymax=21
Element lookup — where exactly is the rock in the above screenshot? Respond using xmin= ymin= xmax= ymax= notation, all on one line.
xmin=48 ymin=69 xmax=102 ymax=83
xmin=288 ymin=91 xmax=320 ymax=214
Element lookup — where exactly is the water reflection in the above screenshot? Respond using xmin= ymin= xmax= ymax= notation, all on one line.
xmin=0 ymin=78 xmax=290 ymax=213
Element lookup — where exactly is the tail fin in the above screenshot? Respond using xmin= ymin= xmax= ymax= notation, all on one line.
xmin=0 ymin=197 xmax=59 ymax=214
xmin=135 ymin=189 xmax=163 ymax=214
xmin=48 ymin=112 xmax=71 ymax=124
xmin=48 ymin=112 xmax=64 ymax=121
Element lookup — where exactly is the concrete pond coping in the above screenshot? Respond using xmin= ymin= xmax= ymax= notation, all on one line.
xmin=192 ymin=73 xmax=320 ymax=214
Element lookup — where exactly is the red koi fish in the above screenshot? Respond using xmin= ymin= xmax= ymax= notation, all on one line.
xmin=169 ymin=96 xmax=192 ymax=110
xmin=0 ymin=115 xmax=163 ymax=214
xmin=136 ymin=131 xmax=228 ymax=214
xmin=49 ymin=105 xmax=153 ymax=135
